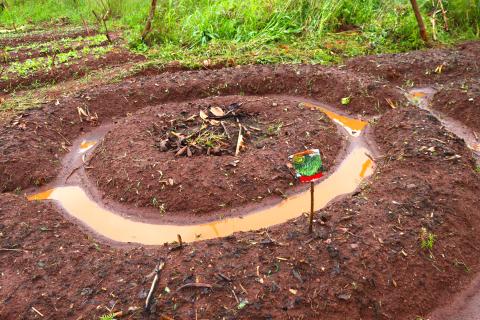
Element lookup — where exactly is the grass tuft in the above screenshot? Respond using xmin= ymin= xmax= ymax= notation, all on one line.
xmin=419 ymin=227 xmax=436 ymax=250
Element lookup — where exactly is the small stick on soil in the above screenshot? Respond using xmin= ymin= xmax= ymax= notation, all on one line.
xmin=31 ymin=307 xmax=44 ymax=317
xmin=365 ymin=152 xmax=375 ymax=162
xmin=0 ymin=248 xmax=23 ymax=252
xmin=169 ymin=235 xmax=186 ymax=251
xmin=231 ymin=289 xmax=239 ymax=303
xmin=176 ymin=283 xmax=212 ymax=291
xmin=220 ymin=121 xmax=230 ymax=139
xmin=238 ymin=283 xmax=248 ymax=294
xmin=217 ymin=273 xmax=232 ymax=282
xmin=52 ymin=128 xmax=71 ymax=146
xmin=235 ymin=124 xmax=243 ymax=157
xmin=65 ymin=166 xmax=82 ymax=182
xmin=145 ymin=259 xmax=165 ymax=312
xmin=385 ymin=98 xmax=396 ymax=109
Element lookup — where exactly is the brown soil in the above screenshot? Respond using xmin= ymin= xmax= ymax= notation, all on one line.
xmin=1 ymin=27 xmax=480 ymax=319
xmin=431 ymin=78 xmax=480 ymax=132
xmin=347 ymin=41 xmax=480 ymax=87
xmin=348 ymin=41 xmax=480 ymax=133
xmin=87 ymin=95 xmax=343 ymax=218
xmin=1 ymin=107 xmax=479 ymax=320
xmin=0 ymin=63 xmax=400 ymax=193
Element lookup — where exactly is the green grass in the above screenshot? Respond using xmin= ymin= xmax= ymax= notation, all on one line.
xmin=420 ymin=227 xmax=436 ymax=250
xmin=0 ymin=0 xmax=479 ymax=71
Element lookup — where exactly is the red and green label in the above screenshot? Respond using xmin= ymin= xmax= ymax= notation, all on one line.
xmin=290 ymin=149 xmax=324 ymax=183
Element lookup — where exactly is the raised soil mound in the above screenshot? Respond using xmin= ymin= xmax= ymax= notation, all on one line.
xmin=87 ymin=95 xmax=343 ymax=218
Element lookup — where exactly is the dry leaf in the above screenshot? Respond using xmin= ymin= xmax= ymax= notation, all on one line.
xmin=210 ymin=106 xmax=225 ymax=117
xmin=199 ymin=110 xmax=208 ymax=120
xmin=176 ymin=146 xmax=187 ymax=157
xmin=210 ymin=119 xmax=220 ymax=126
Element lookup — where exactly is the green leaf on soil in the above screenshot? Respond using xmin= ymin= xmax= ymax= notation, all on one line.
xmin=237 ymin=299 xmax=249 ymax=309
xmin=341 ymin=97 xmax=351 ymax=105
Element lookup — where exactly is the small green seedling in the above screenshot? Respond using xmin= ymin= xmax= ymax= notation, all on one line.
xmin=99 ymin=314 xmax=116 ymax=320
xmin=152 ymin=197 xmax=167 ymax=214
xmin=419 ymin=227 xmax=436 ymax=250
xmin=475 ymin=166 xmax=480 ymax=173
xmin=266 ymin=121 xmax=283 ymax=136
xmin=341 ymin=97 xmax=351 ymax=105
xmin=237 ymin=299 xmax=249 ymax=310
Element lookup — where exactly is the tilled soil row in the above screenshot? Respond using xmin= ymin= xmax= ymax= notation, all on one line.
xmin=1 ymin=39 xmax=109 ymax=64
xmin=0 ymin=49 xmax=145 ymax=94
xmin=0 ymin=28 xmax=96 ymax=47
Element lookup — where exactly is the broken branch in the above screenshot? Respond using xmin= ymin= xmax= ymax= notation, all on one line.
xmin=145 ymin=259 xmax=165 ymax=311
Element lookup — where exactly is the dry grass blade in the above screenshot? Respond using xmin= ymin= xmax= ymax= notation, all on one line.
xmin=235 ymin=123 xmax=243 ymax=156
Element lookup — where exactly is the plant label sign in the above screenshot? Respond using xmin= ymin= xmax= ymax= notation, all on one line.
xmin=290 ymin=149 xmax=324 ymax=183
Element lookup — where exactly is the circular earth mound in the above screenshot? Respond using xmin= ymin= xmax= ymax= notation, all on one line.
xmin=86 ymin=95 xmax=344 ymax=219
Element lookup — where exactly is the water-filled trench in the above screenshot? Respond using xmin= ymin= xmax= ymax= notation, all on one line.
xmin=28 ymin=99 xmax=375 ymax=245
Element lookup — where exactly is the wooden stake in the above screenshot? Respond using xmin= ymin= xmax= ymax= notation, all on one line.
xmin=409 ymin=0 xmax=431 ymax=46
xmin=308 ymin=181 xmax=314 ymax=233
xmin=141 ymin=0 xmax=158 ymax=42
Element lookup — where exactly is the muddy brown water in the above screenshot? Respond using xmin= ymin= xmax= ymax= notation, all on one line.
xmin=407 ymin=88 xmax=480 ymax=158
xmin=28 ymin=145 xmax=373 ymax=245
xmin=28 ymin=101 xmax=374 ymax=245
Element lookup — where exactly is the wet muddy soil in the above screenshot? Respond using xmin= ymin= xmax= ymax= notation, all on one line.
xmin=0 ymin=63 xmax=400 ymax=193
xmin=1 ymin=32 xmax=480 ymax=319
xmin=348 ymin=41 xmax=480 ymax=135
xmin=1 ymin=106 xmax=479 ymax=320
xmin=432 ymin=78 xmax=480 ymax=132
xmin=86 ymin=95 xmax=344 ymax=218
